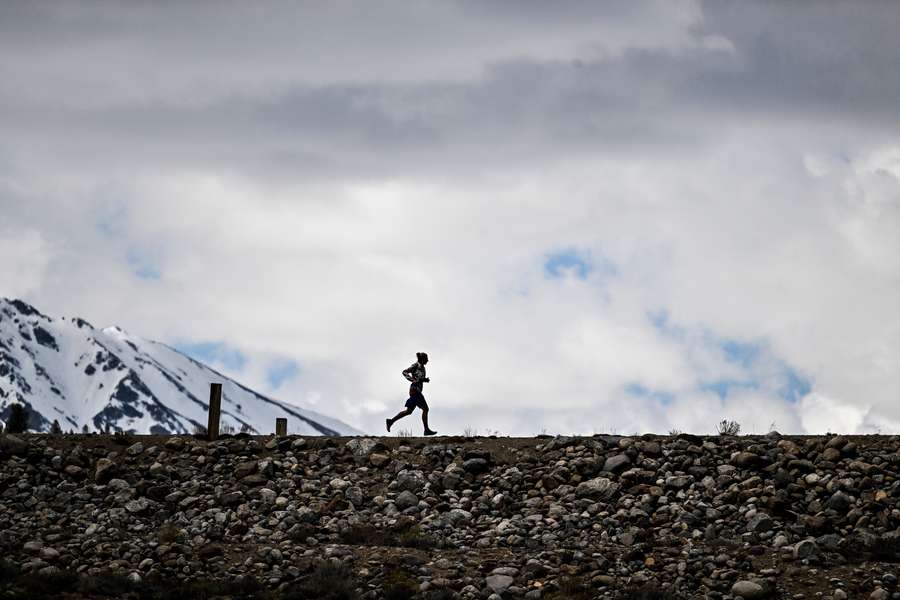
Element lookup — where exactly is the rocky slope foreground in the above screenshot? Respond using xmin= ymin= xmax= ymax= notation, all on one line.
xmin=2 ymin=433 xmax=900 ymax=600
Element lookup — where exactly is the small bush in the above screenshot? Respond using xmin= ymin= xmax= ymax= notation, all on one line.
xmin=340 ymin=523 xmax=442 ymax=550
xmin=158 ymin=522 xmax=184 ymax=544
xmin=545 ymin=576 xmax=592 ymax=600
xmin=192 ymin=424 xmax=208 ymax=438
xmin=136 ymin=574 xmax=265 ymax=600
xmin=396 ymin=429 xmax=413 ymax=439
xmin=617 ymin=585 xmax=676 ymax=599
xmin=78 ymin=570 xmax=131 ymax=596
xmin=397 ymin=525 xmax=441 ymax=549
xmin=341 ymin=523 xmax=392 ymax=546
xmin=383 ymin=569 xmax=418 ymax=600
xmin=49 ymin=419 xmax=62 ymax=435
xmin=463 ymin=426 xmax=477 ymax=438
xmin=0 ymin=559 xmax=19 ymax=584
xmin=15 ymin=568 xmax=79 ymax=599
xmin=288 ymin=523 xmax=319 ymax=543
xmin=667 ymin=428 xmax=682 ymax=436
xmin=716 ymin=419 xmax=741 ymax=436
xmin=282 ymin=562 xmax=360 ymax=600
xmin=240 ymin=423 xmax=254 ymax=434
xmin=220 ymin=423 xmax=235 ymax=435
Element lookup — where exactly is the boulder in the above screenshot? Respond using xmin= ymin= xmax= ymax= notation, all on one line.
xmin=0 ymin=434 xmax=28 ymax=457
xmin=234 ymin=461 xmax=257 ymax=479
xmin=463 ymin=458 xmax=489 ymax=474
xmin=731 ymin=580 xmax=766 ymax=599
xmin=95 ymin=458 xmax=117 ymax=484
xmin=575 ymin=477 xmax=619 ymax=500
xmin=747 ymin=514 xmax=774 ymax=533
xmin=732 ymin=452 xmax=762 ymax=468
xmin=369 ymin=453 xmax=390 ymax=467
xmin=346 ymin=438 xmax=384 ymax=456
xmin=827 ymin=491 xmax=852 ymax=513
xmin=395 ymin=490 xmax=419 ymax=510
xmin=602 ymin=454 xmax=631 ymax=473
xmin=396 ymin=470 xmax=427 ymax=493
xmin=794 ymin=539 xmax=819 ymax=560
xmin=486 ymin=574 xmax=514 ymax=594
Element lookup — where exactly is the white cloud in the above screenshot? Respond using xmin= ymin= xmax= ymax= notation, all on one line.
xmin=0 ymin=228 xmax=52 ymax=300
xmin=798 ymin=393 xmax=867 ymax=435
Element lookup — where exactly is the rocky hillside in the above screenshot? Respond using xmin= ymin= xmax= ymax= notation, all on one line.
xmin=0 ymin=297 xmax=359 ymax=436
xmin=1 ymin=432 xmax=900 ymax=600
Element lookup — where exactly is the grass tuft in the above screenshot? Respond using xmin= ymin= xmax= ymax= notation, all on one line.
xmin=716 ymin=419 xmax=741 ymax=436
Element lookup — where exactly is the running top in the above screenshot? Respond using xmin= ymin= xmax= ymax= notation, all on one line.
xmin=403 ymin=362 xmax=427 ymax=392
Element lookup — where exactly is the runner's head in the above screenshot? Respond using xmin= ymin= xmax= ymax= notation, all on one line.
xmin=416 ymin=352 xmax=428 ymax=365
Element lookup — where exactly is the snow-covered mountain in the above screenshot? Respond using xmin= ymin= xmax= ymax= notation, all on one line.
xmin=0 ymin=298 xmax=361 ymax=436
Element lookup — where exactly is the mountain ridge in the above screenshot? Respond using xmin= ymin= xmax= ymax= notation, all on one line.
xmin=0 ymin=297 xmax=360 ymax=436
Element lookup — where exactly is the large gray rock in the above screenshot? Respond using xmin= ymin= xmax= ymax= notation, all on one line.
xmin=345 ymin=486 xmax=364 ymax=506
xmin=732 ymin=452 xmax=762 ymax=468
xmin=464 ymin=458 xmax=489 ymax=473
xmin=603 ymin=454 xmax=631 ymax=473
xmin=827 ymin=491 xmax=852 ymax=513
xmin=346 ymin=438 xmax=384 ymax=456
xmin=575 ymin=477 xmax=619 ymax=500
xmin=125 ymin=498 xmax=151 ymax=514
xmin=446 ymin=508 xmax=472 ymax=526
xmin=23 ymin=540 xmax=43 ymax=554
xmin=95 ymin=458 xmax=117 ymax=484
xmin=747 ymin=513 xmax=774 ymax=533
xmin=369 ymin=453 xmax=390 ymax=467
xmin=396 ymin=469 xmax=427 ymax=493
xmin=731 ymin=580 xmax=766 ymax=599
xmin=0 ymin=434 xmax=28 ymax=457
xmin=486 ymin=574 xmax=514 ymax=594
xmin=665 ymin=475 xmax=693 ymax=490
xmin=234 ymin=460 xmax=257 ymax=479
xmin=794 ymin=539 xmax=819 ymax=560
xmin=395 ymin=490 xmax=419 ymax=510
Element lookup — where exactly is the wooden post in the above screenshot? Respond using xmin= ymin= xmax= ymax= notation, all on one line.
xmin=275 ymin=418 xmax=287 ymax=437
xmin=208 ymin=383 xmax=222 ymax=441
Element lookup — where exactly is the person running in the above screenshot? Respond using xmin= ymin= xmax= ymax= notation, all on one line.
xmin=387 ymin=352 xmax=437 ymax=436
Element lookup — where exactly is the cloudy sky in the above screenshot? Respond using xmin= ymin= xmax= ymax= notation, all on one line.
xmin=2 ymin=1 xmax=900 ymax=436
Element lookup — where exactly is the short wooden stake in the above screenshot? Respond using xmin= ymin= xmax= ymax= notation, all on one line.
xmin=208 ymin=383 xmax=222 ymax=441
xmin=275 ymin=418 xmax=287 ymax=437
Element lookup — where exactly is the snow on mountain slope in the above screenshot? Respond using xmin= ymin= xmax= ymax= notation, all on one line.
xmin=0 ymin=298 xmax=362 ymax=435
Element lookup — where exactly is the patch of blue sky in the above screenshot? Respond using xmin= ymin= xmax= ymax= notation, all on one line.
xmin=95 ymin=203 xmax=128 ymax=237
xmin=544 ymin=247 xmax=618 ymax=281
xmin=544 ymin=248 xmax=592 ymax=279
xmin=646 ymin=308 xmax=687 ymax=341
xmin=648 ymin=309 xmax=669 ymax=330
xmin=720 ymin=339 xmax=763 ymax=368
xmin=126 ymin=248 xmax=161 ymax=280
xmin=699 ymin=378 xmax=760 ymax=399
xmin=647 ymin=311 xmax=812 ymax=404
xmin=267 ymin=359 xmax=299 ymax=390
xmin=775 ymin=363 xmax=811 ymax=403
xmin=625 ymin=382 xmax=675 ymax=406
xmin=175 ymin=341 xmax=248 ymax=371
